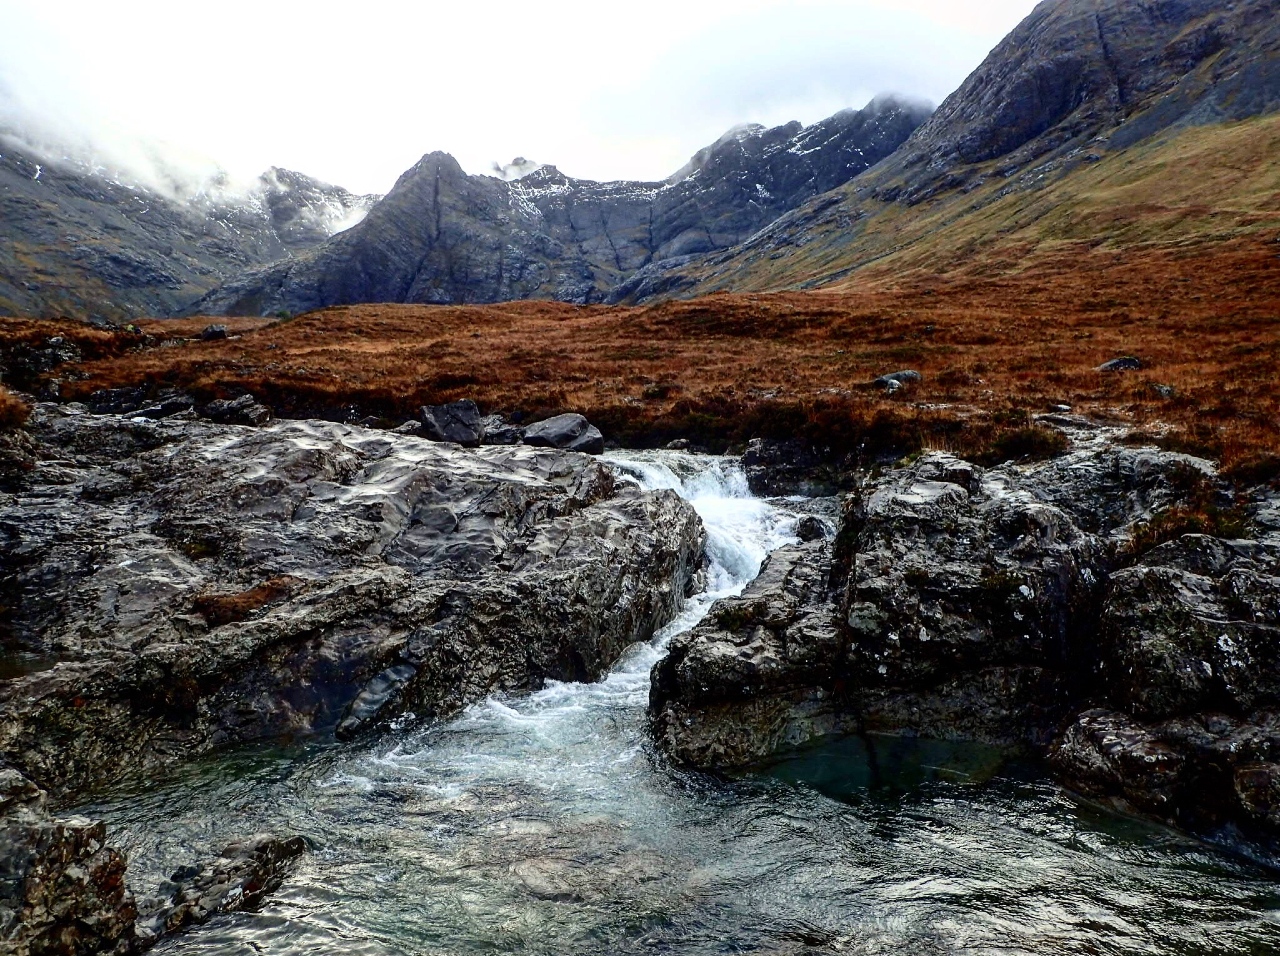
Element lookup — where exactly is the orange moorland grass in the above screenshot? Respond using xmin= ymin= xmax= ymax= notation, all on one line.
xmin=7 ymin=235 xmax=1280 ymax=479
xmin=0 ymin=385 xmax=30 ymax=430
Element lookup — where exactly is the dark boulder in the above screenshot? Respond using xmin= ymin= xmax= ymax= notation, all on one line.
xmin=420 ymin=400 xmax=483 ymax=448
xmin=197 ymin=324 xmax=228 ymax=342
xmin=1097 ymin=356 xmax=1143 ymax=373
xmin=479 ymin=414 xmax=524 ymax=446
xmin=795 ymin=516 xmax=828 ymax=542
xmin=873 ymin=370 xmax=923 ymax=390
xmin=0 ymin=768 xmax=138 ymax=955
xmin=202 ymin=394 xmax=272 ymax=427
xmin=742 ymin=438 xmax=842 ymax=497
xmin=522 ymin=414 xmax=604 ymax=455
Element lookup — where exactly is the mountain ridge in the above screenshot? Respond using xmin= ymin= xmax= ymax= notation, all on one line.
xmin=190 ymin=97 xmax=931 ymax=315
xmin=0 ymin=139 xmax=378 ymax=321
xmin=623 ymin=0 xmax=1280 ymax=300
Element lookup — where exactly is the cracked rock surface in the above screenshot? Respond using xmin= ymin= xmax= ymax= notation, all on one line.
xmin=651 ymin=427 xmax=1280 ymax=851
xmin=0 ymin=405 xmax=704 ymax=799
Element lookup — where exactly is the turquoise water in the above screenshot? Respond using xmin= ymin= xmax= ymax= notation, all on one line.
xmin=80 ymin=453 xmax=1280 ymax=955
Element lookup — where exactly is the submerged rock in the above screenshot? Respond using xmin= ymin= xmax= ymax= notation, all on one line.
xmin=0 ymin=764 xmax=307 ymax=955
xmin=0 ymin=405 xmax=704 ymax=798
xmin=136 ymin=834 xmax=307 ymax=944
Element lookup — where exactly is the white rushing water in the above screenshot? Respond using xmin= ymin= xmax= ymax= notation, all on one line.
xmin=91 ymin=451 xmax=1280 ymax=956
xmin=327 ymin=450 xmax=799 ymax=818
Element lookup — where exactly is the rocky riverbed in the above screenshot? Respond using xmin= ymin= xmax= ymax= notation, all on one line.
xmin=3 ymin=406 xmax=1280 ymax=954
xmin=1 ymin=405 xmax=703 ymax=953
xmin=652 ymin=418 xmax=1280 ymax=857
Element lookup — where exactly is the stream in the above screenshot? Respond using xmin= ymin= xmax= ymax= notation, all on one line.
xmin=80 ymin=451 xmax=1280 ymax=955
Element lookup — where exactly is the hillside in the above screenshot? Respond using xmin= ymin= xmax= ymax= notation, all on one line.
xmin=0 ymin=141 xmax=377 ymax=321
xmin=627 ymin=0 xmax=1280 ymax=299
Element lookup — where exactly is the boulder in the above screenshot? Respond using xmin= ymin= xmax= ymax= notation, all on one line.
xmin=0 ymin=768 xmax=137 ymax=955
xmin=742 ymin=438 xmax=842 ymax=497
xmin=478 ymin=414 xmax=524 ymax=446
xmin=202 ymin=394 xmax=272 ymax=427
xmin=522 ymin=413 xmax=604 ymax=455
xmin=1097 ymin=535 xmax=1280 ymax=721
xmin=650 ymin=541 xmax=848 ymax=769
xmin=420 ymin=400 xmax=483 ymax=447
xmin=1097 ymin=356 xmax=1143 ymax=373
xmin=873 ymin=370 xmax=923 ymax=389
xmin=197 ymin=324 xmax=228 ymax=341
xmin=129 ymin=394 xmax=195 ymax=421
xmin=651 ymin=442 xmax=1235 ymax=768
xmin=0 ymin=405 xmax=704 ymax=798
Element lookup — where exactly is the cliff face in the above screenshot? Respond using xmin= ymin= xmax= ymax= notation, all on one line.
xmin=0 ymin=144 xmax=377 ymax=321
xmin=192 ymin=98 xmax=930 ymax=315
xmin=887 ymin=0 xmax=1280 ymax=196
xmin=612 ymin=0 xmax=1280 ymax=300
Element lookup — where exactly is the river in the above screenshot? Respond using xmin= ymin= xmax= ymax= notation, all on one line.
xmin=81 ymin=451 xmax=1280 ymax=955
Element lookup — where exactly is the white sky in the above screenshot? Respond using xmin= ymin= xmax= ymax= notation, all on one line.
xmin=0 ymin=0 xmax=1039 ymax=196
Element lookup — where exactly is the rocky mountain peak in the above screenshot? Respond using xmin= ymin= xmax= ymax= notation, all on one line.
xmin=891 ymin=0 xmax=1280 ymax=197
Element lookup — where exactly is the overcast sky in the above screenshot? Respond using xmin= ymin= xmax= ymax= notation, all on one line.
xmin=0 ymin=0 xmax=1039 ymax=197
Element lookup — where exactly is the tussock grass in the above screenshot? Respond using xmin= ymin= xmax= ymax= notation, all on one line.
xmin=4 ymin=234 xmax=1278 ymax=479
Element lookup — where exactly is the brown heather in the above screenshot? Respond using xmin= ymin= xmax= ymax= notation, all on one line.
xmin=0 ymin=385 xmax=31 ymax=430
xmin=5 ymin=235 xmax=1279 ymax=478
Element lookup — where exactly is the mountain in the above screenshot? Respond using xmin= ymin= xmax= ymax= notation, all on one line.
xmin=0 ymin=141 xmax=378 ymax=321
xmin=192 ymin=97 xmax=931 ymax=315
xmin=619 ymin=0 xmax=1280 ymax=299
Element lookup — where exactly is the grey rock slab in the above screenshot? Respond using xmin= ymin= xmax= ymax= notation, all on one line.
xmin=0 ymin=404 xmax=704 ymax=798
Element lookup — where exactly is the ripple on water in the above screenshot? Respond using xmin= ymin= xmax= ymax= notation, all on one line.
xmin=76 ymin=451 xmax=1280 ymax=956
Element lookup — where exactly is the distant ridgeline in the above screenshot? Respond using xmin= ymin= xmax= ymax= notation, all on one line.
xmin=3 ymin=0 xmax=1280 ymax=321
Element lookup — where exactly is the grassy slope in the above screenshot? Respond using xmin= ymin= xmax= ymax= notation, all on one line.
xmin=7 ymin=228 xmax=1272 ymax=479
xmin=679 ymin=116 xmax=1280 ymax=295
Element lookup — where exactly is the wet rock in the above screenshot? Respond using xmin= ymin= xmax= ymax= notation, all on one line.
xmin=1235 ymin=763 xmax=1280 ymax=831
xmin=0 ymin=768 xmax=137 ymax=955
xmin=522 ymin=414 xmax=604 ymax=455
xmin=1097 ymin=535 xmax=1280 ymax=721
xmin=742 ymin=438 xmax=842 ymax=498
xmin=136 ymin=835 xmax=306 ymax=943
xmin=1049 ymin=709 xmax=1186 ymax=816
xmin=794 ymin=516 xmax=828 ymax=542
xmin=0 ymin=405 xmax=704 ymax=797
xmin=197 ymin=325 xmax=228 ymax=341
xmin=873 ymin=370 xmax=922 ymax=389
xmin=201 ymin=395 xmax=271 ymax=427
xmin=651 ymin=541 xmax=848 ymax=768
xmin=479 ymin=415 xmax=524 ymax=446
xmin=336 ymin=664 xmax=419 ymax=741
xmin=420 ymin=400 xmax=483 ymax=448
xmin=652 ymin=442 xmax=1244 ymax=771
xmin=1097 ymin=356 xmax=1143 ymax=373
